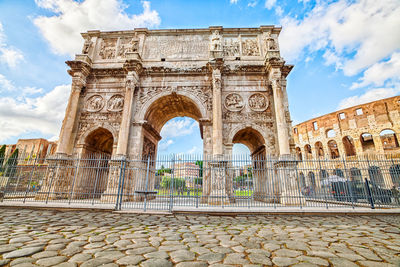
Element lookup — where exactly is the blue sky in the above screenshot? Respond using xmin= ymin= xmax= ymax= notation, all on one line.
xmin=0 ymin=0 xmax=399 ymax=155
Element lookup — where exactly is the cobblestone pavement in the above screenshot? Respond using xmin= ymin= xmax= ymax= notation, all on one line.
xmin=0 ymin=208 xmax=399 ymax=267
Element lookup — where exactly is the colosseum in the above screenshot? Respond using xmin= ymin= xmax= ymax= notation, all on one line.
xmin=292 ymin=95 xmax=400 ymax=193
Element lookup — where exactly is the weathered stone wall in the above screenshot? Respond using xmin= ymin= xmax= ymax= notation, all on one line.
xmin=293 ymin=96 xmax=400 ymax=159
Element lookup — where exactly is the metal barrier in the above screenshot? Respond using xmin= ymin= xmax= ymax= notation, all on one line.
xmin=0 ymin=153 xmax=399 ymax=211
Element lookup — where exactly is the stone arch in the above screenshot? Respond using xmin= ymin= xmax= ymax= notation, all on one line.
xmin=368 ymin=166 xmax=385 ymax=187
xmin=379 ymin=129 xmax=399 ymax=151
xmin=295 ymin=147 xmax=302 ymax=161
xmin=230 ymin=126 xmax=266 ymax=156
xmin=342 ymin=136 xmax=356 ymax=156
xmin=315 ymin=141 xmax=324 ymax=157
xmin=304 ymin=144 xmax=312 ymax=158
xmin=326 ymin=129 xmax=336 ymax=138
xmin=327 ymin=140 xmax=339 ymax=159
xmin=134 ymin=92 xmax=209 ymax=159
xmin=360 ymin=132 xmax=375 ymax=152
xmin=136 ymin=91 xmax=208 ymax=128
xmin=81 ymin=126 xmax=116 ymax=156
xmin=78 ymin=123 xmax=118 ymax=149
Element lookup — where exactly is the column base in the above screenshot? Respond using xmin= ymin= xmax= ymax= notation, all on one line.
xmin=280 ymin=190 xmax=305 ymax=206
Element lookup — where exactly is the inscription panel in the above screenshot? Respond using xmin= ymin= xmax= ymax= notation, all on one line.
xmin=143 ymin=35 xmax=209 ymax=59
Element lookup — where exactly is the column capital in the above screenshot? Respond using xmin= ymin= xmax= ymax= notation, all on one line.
xmin=123 ymin=59 xmax=143 ymax=74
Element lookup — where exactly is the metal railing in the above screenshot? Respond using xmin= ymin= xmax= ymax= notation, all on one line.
xmin=0 ymin=153 xmax=399 ymax=211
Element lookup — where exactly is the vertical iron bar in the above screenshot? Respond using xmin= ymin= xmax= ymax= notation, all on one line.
xmin=23 ymin=154 xmax=39 ymax=203
xmin=143 ymin=157 xmax=151 ymax=212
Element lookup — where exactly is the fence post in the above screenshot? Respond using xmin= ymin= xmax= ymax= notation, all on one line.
xmin=294 ymin=161 xmax=302 ymax=209
xmin=342 ymin=157 xmax=355 ymax=209
xmin=365 ymin=178 xmax=375 ymax=209
xmin=115 ymin=157 xmax=126 ymax=211
xmin=169 ymin=154 xmax=175 ymax=212
xmin=143 ymin=157 xmax=151 ymax=212
xmin=68 ymin=157 xmax=80 ymax=205
xmin=23 ymin=155 xmax=39 ymax=203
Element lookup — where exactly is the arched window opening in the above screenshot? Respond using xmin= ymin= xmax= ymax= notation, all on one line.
xmin=328 ymin=140 xmax=340 ymax=159
xmin=350 ymin=167 xmax=362 ymax=181
xmin=342 ymin=136 xmax=356 ymax=157
xmin=380 ymin=129 xmax=399 ymax=151
xmin=333 ymin=168 xmax=344 ymax=177
xmin=295 ymin=147 xmax=302 ymax=161
xmin=299 ymin=172 xmax=306 ymax=188
xmin=315 ymin=142 xmax=324 ymax=157
xmin=389 ymin=164 xmax=400 ymax=187
xmin=308 ymin=171 xmax=316 ymax=189
xmin=368 ymin=166 xmax=385 ymax=187
xmin=326 ymin=129 xmax=336 ymax=138
xmin=319 ymin=169 xmax=328 ymax=179
xmin=361 ymin=133 xmax=375 ymax=153
xmin=304 ymin=144 xmax=312 ymax=158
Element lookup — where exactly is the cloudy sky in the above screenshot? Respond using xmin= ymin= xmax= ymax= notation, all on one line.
xmin=0 ymin=0 xmax=399 ymax=155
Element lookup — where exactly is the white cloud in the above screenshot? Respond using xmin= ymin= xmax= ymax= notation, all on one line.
xmin=279 ymin=0 xmax=400 ymax=76
xmin=350 ymin=52 xmax=400 ymax=89
xmin=275 ymin=6 xmax=283 ymax=16
xmin=160 ymin=117 xmax=199 ymax=139
xmin=337 ymin=87 xmax=400 ymax=110
xmin=0 ymin=22 xmax=24 ymax=68
xmin=230 ymin=0 xmax=238 ymax=3
xmin=0 ymin=74 xmax=15 ymax=92
xmin=248 ymin=1 xmax=258 ymax=7
xmin=34 ymin=0 xmax=161 ymax=56
xmin=187 ymin=146 xmax=200 ymax=154
xmin=158 ymin=139 xmax=174 ymax=151
xmin=265 ymin=0 xmax=276 ymax=9
xmin=0 ymin=84 xmax=70 ymax=142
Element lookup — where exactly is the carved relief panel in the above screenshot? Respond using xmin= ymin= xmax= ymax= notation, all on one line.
xmin=85 ymin=95 xmax=104 ymax=112
xmin=248 ymin=93 xmax=268 ymax=111
xmin=99 ymin=38 xmax=117 ymax=59
xmin=241 ymin=36 xmax=260 ymax=56
xmin=222 ymin=35 xmax=260 ymax=57
xmin=107 ymin=95 xmax=124 ymax=112
xmin=224 ymin=93 xmax=244 ymax=111
xmin=117 ymin=37 xmax=139 ymax=58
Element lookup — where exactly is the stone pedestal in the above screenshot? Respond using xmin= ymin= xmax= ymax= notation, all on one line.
xmin=35 ymin=154 xmax=74 ymax=200
xmin=207 ymin=160 xmax=233 ymax=205
xmin=101 ymin=158 xmax=125 ymax=203
xmin=275 ymin=156 xmax=305 ymax=206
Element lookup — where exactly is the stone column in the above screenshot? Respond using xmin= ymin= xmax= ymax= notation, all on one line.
xmin=270 ymin=69 xmax=290 ymax=156
xmin=212 ymin=67 xmax=223 ymax=155
xmin=116 ymin=71 xmax=139 ymax=156
xmin=208 ymin=62 xmax=231 ymax=205
xmin=56 ymin=74 xmax=87 ymax=156
xmin=373 ymin=135 xmax=385 ymax=154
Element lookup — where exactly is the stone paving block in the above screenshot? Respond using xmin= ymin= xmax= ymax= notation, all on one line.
xmin=170 ymin=249 xmax=196 ymax=262
xmin=4 ymin=247 xmax=44 ymax=259
xmin=116 ymin=255 xmax=145 ymax=265
xmin=36 ymin=256 xmax=68 ymax=266
xmin=140 ymin=258 xmax=173 ymax=267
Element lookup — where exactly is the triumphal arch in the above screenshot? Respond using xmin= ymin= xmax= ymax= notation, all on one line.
xmin=40 ymin=26 xmax=297 ymax=205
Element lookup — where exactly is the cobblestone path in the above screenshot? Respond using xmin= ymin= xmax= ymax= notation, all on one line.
xmin=0 ymin=208 xmax=399 ymax=267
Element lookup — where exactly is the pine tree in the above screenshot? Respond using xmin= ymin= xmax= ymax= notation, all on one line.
xmin=5 ymin=148 xmax=18 ymax=177
xmin=0 ymin=145 xmax=5 ymax=171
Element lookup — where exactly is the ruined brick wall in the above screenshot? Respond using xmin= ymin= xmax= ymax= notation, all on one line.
xmin=293 ymin=95 xmax=400 ymax=159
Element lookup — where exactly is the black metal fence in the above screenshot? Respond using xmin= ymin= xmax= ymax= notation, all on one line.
xmin=0 ymin=153 xmax=399 ymax=211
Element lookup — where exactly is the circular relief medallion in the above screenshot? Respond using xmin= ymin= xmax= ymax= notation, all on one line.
xmin=224 ymin=93 xmax=244 ymax=111
xmin=86 ymin=95 xmax=104 ymax=112
xmin=248 ymin=93 xmax=268 ymax=111
xmin=107 ymin=94 xmax=124 ymax=112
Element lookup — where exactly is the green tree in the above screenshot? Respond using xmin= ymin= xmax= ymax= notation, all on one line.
xmin=0 ymin=145 xmax=5 ymax=171
xmin=5 ymin=148 xmax=18 ymax=177
xmin=195 ymin=160 xmax=203 ymax=177
xmin=161 ymin=177 xmax=186 ymax=190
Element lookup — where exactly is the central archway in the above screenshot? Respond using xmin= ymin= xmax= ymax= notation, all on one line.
xmin=141 ymin=93 xmax=208 ymax=159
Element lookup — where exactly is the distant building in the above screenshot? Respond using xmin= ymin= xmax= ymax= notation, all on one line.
xmin=293 ymin=95 xmax=400 ymax=159
xmin=2 ymin=138 xmax=58 ymax=163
